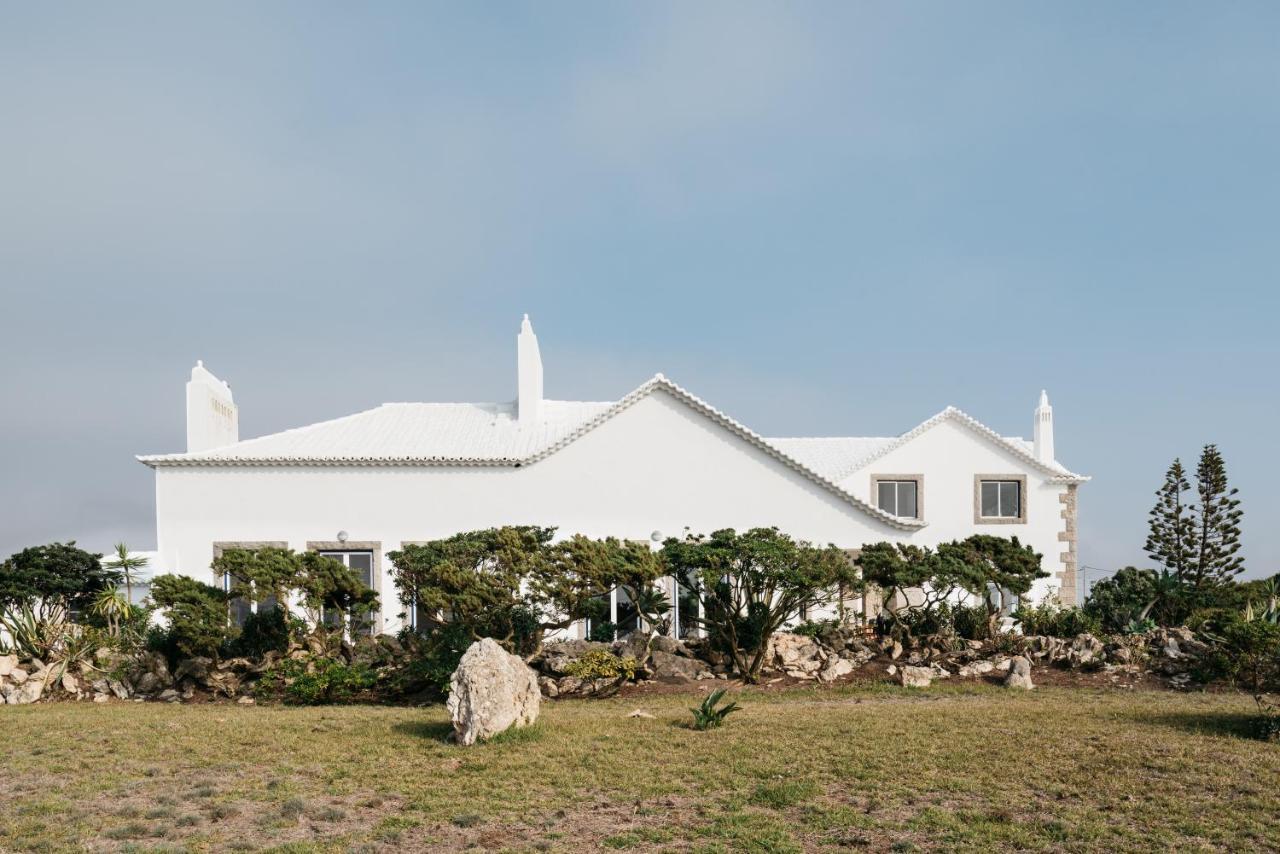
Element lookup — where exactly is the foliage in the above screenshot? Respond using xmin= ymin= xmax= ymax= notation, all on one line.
xmin=1206 ymin=615 xmax=1280 ymax=739
xmin=258 ymin=656 xmax=378 ymax=705
xmin=388 ymin=528 xmax=665 ymax=656
xmin=1124 ymin=617 xmax=1158 ymax=635
xmin=0 ymin=601 xmax=101 ymax=678
xmin=103 ymin=543 xmax=149 ymax=606
xmin=690 ymin=688 xmax=742 ymax=730
xmin=792 ymin=619 xmax=841 ymax=639
xmin=0 ymin=542 xmax=120 ymax=612
xmin=390 ymin=622 xmax=475 ymax=697
xmin=663 ymin=528 xmax=859 ymax=683
xmin=1187 ymin=444 xmax=1245 ymax=589
xmin=212 ymin=547 xmax=379 ymax=633
xmin=149 ymin=574 xmax=231 ymax=660
xmin=231 ymin=606 xmax=299 ymax=659
xmin=90 ymin=589 xmax=132 ymax=637
xmin=1014 ymin=602 xmax=1102 ymax=638
xmin=563 ymin=649 xmax=638 ymax=681
xmin=586 ymin=619 xmax=617 ymax=643
xmin=858 ymin=536 xmax=1044 ymax=643
xmin=1083 ymin=567 xmax=1190 ymax=632
xmin=1145 ymin=459 xmax=1194 ymax=580
xmin=950 ymin=604 xmax=993 ymax=641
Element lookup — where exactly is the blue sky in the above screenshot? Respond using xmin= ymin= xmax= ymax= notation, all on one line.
xmin=2 ymin=3 xmax=1277 ymax=583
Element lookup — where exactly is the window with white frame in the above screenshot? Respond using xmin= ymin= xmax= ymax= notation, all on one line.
xmin=876 ymin=479 xmax=919 ymax=518
xmin=979 ymin=480 xmax=1021 ymax=519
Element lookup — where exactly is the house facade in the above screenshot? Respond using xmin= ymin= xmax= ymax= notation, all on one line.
xmin=138 ymin=316 xmax=1088 ymax=637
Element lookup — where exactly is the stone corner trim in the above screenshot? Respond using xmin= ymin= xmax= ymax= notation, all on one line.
xmin=1056 ymin=485 xmax=1079 ymax=605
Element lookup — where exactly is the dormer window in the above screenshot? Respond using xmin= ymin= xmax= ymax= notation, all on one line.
xmin=872 ymin=475 xmax=923 ymax=519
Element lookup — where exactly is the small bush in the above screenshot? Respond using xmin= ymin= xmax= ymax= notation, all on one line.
xmin=950 ymin=604 xmax=992 ymax=641
xmin=563 ymin=650 xmax=637 ymax=681
xmin=586 ymin=620 xmax=617 ymax=643
xmin=231 ymin=606 xmax=299 ymax=659
xmin=792 ymin=619 xmax=839 ymax=639
xmin=149 ymin=575 xmax=231 ymax=660
xmin=1015 ymin=603 xmax=1101 ymax=638
xmin=258 ymin=656 xmax=377 ymax=705
xmin=690 ymin=688 xmax=741 ymax=730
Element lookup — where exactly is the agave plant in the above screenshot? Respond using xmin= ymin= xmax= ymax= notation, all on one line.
xmin=690 ymin=688 xmax=742 ymax=731
xmin=0 ymin=601 xmax=70 ymax=659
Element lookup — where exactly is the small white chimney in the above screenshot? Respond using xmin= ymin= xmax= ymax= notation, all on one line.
xmin=186 ymin=360 xmax=239 ymax=452
xmin=1033 ymin=389 xmax=1054 ymax=464
xmin=517 ymin=314 xmax=543 ymax=424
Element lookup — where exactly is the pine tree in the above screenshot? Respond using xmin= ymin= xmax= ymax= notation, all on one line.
xmin=1144 ymin=459 xmax=1193 ymax=580
xmin=1187 ymin=444 xmax=1244 ymax=589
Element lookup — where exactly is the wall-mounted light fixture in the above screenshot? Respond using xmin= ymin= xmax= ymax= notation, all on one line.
xmin=337 ymin=530 xmax=349 ymax=543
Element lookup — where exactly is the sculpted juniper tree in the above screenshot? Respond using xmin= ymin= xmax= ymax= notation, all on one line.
xmin=661 ymin=527 xmax=858 ymax=683
xmin=211 ymin=547 xmax=378 ymax=635
xmin=388 ymin=527 xmax=666 ymax=658
xmin=855 ymin=542 xmax=964 ymax=643
xmin=953 ymin=535 xmax=1046 ymax=636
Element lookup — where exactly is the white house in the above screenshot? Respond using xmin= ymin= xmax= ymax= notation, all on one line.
xmin=138 ymin=316 xmax=1088 ymax=637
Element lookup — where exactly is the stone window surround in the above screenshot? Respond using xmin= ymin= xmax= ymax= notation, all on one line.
xmin=870 ymin=474 xmax=924 ymax=520
xmin=973 ymin=474 xmax=1028 ymax=525
xmin=307 ymin=541 xmax=384 ymax=634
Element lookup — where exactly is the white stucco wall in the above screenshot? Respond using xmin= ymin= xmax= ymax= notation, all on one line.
xmin=842 ymin=418 xmax=1071 ymax=602
xmin=152 ymin=389 xmax=1073 ymax=632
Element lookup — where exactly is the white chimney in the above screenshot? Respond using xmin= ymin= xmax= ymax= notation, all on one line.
xmin=1033 ymin=389 xmax=1054 ymax=464
xmin=517 ymin=314 xmax=543 ymax=424
xmin=186 ymin=360 xmax=239 ymax=452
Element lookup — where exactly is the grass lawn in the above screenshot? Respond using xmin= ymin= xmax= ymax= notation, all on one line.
xmin=1 ymin=683 xmax=1277 ymax=852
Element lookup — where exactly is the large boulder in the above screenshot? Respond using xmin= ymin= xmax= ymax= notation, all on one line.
xmin=447 ymin=638 xmax=541 ymax=746
xmin=650 ymin=649 xmax=709 ymax=681
xmin=767 ymin=633 xmax=825 ymax=678
xmin=817 ymin=658 xmax=855 ymax=684
xmin=1003 ymin=656 xmax=1034 ymax=690
xmin=0 ymin=654 xmax=17 ymax=678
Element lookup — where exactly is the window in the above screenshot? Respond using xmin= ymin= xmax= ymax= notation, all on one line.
xmin=876 ymin=479 xmax=919 ymax=518
xmin=976 ymin=477 xmax=1025 ymax=522
xmin=223 ymin=572 xmax=253 ymax=628
xmin=675 ymin=579 xmax=700 ymax=639
xmin=319 ymin=550 xmax=376 ymax=635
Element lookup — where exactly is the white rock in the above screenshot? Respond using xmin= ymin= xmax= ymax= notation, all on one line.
xmin=897 ymin=665 xmax=933 ymax=688
xmin=1003 ymin=656 xmax=1034 ymax=690
xmin=0 ymin=654 xmax=17 ymax=677
xmin=817 ymin=658 xmax=854 ymax=683
xmin=446 ymin=638 xmax=541 ymax=747
xmin=9 ymin=668 xmax=29 ymax=685
xmin=9 ymin=678 xmax=44 ymax=705
xmin=93 ymin=693 xmax=110 ymax=703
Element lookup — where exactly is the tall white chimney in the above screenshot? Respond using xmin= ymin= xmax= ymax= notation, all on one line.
xmin=186 ymin=360 xmax=239 ymax=452
xmin=1033 ymin=389 xmax=1054 ymax=464
xmin=517 ymin=314 xmax=543 ymax=424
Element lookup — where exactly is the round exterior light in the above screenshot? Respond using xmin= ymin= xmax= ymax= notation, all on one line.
xmin=337 ymin=530 xmax=349 ymax=543
xmin=650 ymin=530 xmax=662 ymax=542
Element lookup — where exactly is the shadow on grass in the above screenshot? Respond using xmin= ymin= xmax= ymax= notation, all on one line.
xmin=393 ymin=720 xmax=456 ymax=743
xmin=1140 ymin=710 xmax=1267 ymax=740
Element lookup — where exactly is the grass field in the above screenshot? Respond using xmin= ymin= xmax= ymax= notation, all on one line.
xmin=1 ymin=683 xmax=1277 ymax=852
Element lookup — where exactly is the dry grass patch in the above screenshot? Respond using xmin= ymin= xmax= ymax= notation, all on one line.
xmin=0 ymin=684 xmax=1276 ymax=851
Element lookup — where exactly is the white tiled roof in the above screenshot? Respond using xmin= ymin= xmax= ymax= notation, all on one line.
xmin=764 ymin=437 xmax=896 ymax=480
xmin=139 ymin=399 xmax=614 ymax=465
xmin=138 ymin=375 xmax=1086 ymax=524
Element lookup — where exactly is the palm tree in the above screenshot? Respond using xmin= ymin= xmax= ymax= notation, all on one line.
xmin=104 ymin=543 xmax=149 ymax=605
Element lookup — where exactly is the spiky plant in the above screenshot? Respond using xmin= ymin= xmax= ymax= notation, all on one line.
xmin=690 ymin=688 xmax=742 ymax=730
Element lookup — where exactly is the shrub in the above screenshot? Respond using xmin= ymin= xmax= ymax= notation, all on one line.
xmin=586 ymin=619 xmax=618 ymax=643
xmin=792 ymin=619 xmax=840 ymax=639
xmin=231 ymin=606 xmax=299 ymax=659
xmin=690 ymin=688 xmax=742 ymax=730
xmin=1210 ymin=616 xmax=1280 ymax=738
xmin=563 ymin=650 xmax=638 ymax=681
xmin=1015 ymin=603 xmax=1101 ymax=638
xmin=0 ymin=542 xmax=120 ymax=612
xmin=389 ymin=622 xmax=474 ymax=697
xmin=259 ymin=656 xmax=378 ymax=705
xmin=150 ymin=575 xmax=231 ymax=660
xmin=951 ymin=604 xmax=992 ymax=641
